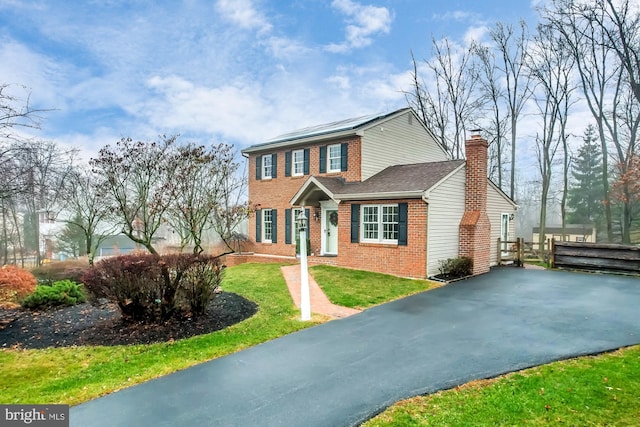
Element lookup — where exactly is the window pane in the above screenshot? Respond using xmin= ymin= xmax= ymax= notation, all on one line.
xmin=262 ymin=155 xmax=272 ymax=178
xmin=293 ymin=150 xmax=304 ymax=175
xmin=382 ymin=206 xmax=398 ymax=241
xmin=328 ymin=144 xmax=341 ymax=171
xmin=362 ymin=206 xmax=379 ymax=239
xmin=263 ymin=210 xmax=273 ymax=241
xmin=292 ymin=208 xmax=303 ymax=238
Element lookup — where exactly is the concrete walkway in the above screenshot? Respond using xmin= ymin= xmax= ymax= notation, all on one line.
xmin=280 ymin=265 xmax=361 ymax=318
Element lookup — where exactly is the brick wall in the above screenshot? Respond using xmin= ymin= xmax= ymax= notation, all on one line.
xmin=459 ymin=134 xmax=491 ymax=275
xmin=247 ymin=137 xmax=362 ymax=257
xmin=336 ymin=199 xmax=428 ymax=278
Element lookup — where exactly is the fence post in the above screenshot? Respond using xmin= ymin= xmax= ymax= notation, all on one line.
xmin=517 ymin=237 xmax=523 ymax=267
xmin=550 ymin=238 xmax=555 ymax=268
xmin=497 ymin=238 xmax=502 ymax=265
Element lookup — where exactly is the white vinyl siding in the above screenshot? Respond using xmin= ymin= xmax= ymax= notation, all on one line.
xmin=361 ymin=111 xmax=450 ymax=180
xmin=426 ymin=166 xmax=466 ymax=277
xmin=292 ymin=150 xmax=304 ymax=176
xmin=327 ymin=144 xmax=342 ymax=173
xmin=361 ymin=204 xmax=399 ymax=244
xmin=486 ymin=182 xmax=517 ymax=265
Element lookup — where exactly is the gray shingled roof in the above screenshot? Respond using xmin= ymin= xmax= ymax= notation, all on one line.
xmin=242 ymin=108 xmax=411 ymax=152
xmin=339 ymin=160 xmax=464 ymax=196
xmin=299 ymin=160 xmax=465 ymax=201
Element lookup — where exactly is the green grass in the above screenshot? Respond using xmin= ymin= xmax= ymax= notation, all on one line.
xmin=310 ymin=265 xmax=434 ymax=309
xmin=0 ymin=263 xmax=317 ymax=405
xmin=364 ymin=345 xmax=640 ymax=426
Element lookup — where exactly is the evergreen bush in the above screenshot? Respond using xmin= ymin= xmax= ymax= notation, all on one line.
xmin=21 ymin=280 xmax=86 ymax=309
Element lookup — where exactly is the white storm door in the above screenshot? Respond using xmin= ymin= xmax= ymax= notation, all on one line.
xmin=323 ymin=209 xmax=338 ymax=255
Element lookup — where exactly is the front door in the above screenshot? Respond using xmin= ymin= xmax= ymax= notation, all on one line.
xmin=324 ymin=209 xmax=338 ymax=255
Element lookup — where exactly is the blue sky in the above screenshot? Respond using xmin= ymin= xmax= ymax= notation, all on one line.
xmin=0 ymin=0 xmax=538 ymax=160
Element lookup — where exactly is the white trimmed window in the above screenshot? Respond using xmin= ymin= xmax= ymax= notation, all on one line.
xmin=361 ymin=204 xmax=399 ymax=244
xmin=262 ymin=209 xmax=273 ymax=242
xmin=328 ymin=144 xmax=341 ymax=173
xmin=292 ymin=207 xmax=304 ymax=239
xmin=262 ymin=155 xmax=273 ymax=179
xmin=293 ymin=149 xmax=304 ymax=176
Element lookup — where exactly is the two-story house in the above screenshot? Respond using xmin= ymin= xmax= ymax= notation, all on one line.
xmin=241 ymin=108 xmax=517 ymax=278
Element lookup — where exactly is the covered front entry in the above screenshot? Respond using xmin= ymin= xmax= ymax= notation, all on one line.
xmin=321 ymin=201 xmax=338 ymax=255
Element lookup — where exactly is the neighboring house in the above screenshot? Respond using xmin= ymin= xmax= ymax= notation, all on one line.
xmin=95 ymin=234 xmax=139 ymax=257
xmin=241 ymin=108 xmax=517 ymax=278
xmin=532 ymin=224 xmax=596 ymax=243
xmin=38 ymin=210 xmax=66 ymax=260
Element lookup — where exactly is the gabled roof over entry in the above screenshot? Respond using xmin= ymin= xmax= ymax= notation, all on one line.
xmin=290 ymin=160 xmax=465 ymax=205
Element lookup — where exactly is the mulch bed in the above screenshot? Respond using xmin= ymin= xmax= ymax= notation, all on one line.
xmin=0 ymin=292 xmax=258 ymax=349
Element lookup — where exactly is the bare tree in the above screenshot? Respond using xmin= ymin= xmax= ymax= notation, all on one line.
xmin=90 ymin=136 xmax=180 ymax=255
xmin=544 ymin=0 xmax=640 ymax=241
xmin=490 ymin=21 xmax=534 ymax=200
xmin=407 ymin=37 xmax=481 ymax=159
xmin=12 ymin=140 xmax=77 ymax=264
xmin=63 ymin=167 xmax=117 ymax=265
xmin=167 ymin=142 xmax=248 ymax=255
xmin=91 ymin=136 xmax=251 ymax=256
xmin=473 ymin=43 xmax=509 ymax=187
xmin=527 ymin=24 xmax=577 ymax=248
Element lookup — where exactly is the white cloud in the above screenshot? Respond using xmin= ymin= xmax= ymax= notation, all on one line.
xmin=326 ymin=0 xmax=393 ymax=53
xmin=463 ymin=25 xmax=489 ymax=45
xmin=215 ymin=0 xmax=272 ymax=34
xmin=431 ymin=10 xmax=479 ymax=22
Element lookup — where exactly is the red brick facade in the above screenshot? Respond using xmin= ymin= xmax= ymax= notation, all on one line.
xmin=246 ymin=137 xmax=361 ymax=257
xmin=327 ymin=199 xmax=428 ymax=278
xmin=459 ymin=134 xmax=491 ymax=275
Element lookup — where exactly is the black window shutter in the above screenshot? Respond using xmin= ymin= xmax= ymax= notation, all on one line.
xmin=319 ymin=146 xmax=327 ymax=173
xmin=305 ymin=208 xmax=310 ymax=235
xmin=255 ymin=155 xmax=262 ymax=180
xmin=340 ymin=143 xmax=348 ymax=171
xmin=255 ymin=209 xmax=261 ymax=242
xmin=303 ymin=149 xmax=310 ymax=175
xmin=285 ymin=209 xmax=292 ymax=244
xmin=398 ymin=203 xmax=408 ymax=246
xmin=285 ymin=151 xmax=291 ymax=177
xmin=272 ymin=209 xmax=278 ymax=243
xmin=350 ymin=204 xmax=360 ymax=243
xmin=272 ymin=153 xmax=277 ymax=178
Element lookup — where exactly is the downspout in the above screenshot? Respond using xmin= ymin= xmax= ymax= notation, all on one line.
xmin=422 ymin=192 xmax=430 ymax=278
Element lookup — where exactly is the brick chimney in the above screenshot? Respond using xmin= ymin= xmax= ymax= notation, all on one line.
xmin=459 ymin=131 xmax=491 ymax=275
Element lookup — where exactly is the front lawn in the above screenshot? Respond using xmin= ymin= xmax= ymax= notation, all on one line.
xmin=310 ymin=265 xmax=434 ymax=309
xmin=0 ymin=263 xmax=317 ymax=405
xmin=365 ymin=345 xmax=640 ymax=426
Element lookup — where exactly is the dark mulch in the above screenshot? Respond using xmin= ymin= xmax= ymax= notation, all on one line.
xmin=0 ymin=292 xmax=258 ymax=349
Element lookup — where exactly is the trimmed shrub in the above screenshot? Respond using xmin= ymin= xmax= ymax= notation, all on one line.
xmin=30 ymin=259 xmax=90 ymax=285
xmin=82 ymin=253 xmax=224 ymax=322
xmin=438 ymin=256 xmax=473 ymax=279
xmin=0 ymin=265 xmax=38 ymax=304
xmin=21 ymin=280 xmax=86 ymax=310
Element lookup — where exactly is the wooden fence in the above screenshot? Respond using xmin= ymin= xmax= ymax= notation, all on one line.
xmin=497 ymin=238 xmax=552 ymax=266
xmin=551 ymin=241 xmax=640 ymax=275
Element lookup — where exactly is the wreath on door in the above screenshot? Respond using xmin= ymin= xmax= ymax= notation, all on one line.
xmin=329 ymin=211 xmax=339 ymax=227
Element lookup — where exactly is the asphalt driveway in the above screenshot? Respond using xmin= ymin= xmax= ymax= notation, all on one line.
xmin=70 ymin=268 xmax=640 ymax=426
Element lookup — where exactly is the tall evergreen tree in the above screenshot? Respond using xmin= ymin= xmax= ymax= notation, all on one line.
xmin=567 ymin=125 xmax=605 ymax=234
